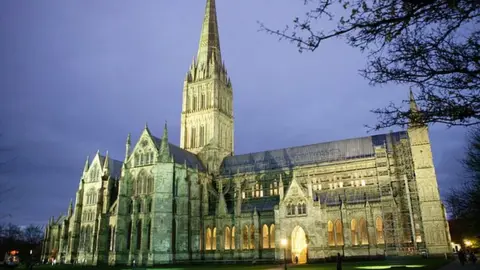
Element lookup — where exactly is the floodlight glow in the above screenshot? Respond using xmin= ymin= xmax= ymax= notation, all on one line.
xmin=281 ymin=238 xmax=288 ymax=247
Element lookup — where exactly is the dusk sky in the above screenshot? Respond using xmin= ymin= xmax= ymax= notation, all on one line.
xmin=0 ymin=0 xmax=468 ymax=226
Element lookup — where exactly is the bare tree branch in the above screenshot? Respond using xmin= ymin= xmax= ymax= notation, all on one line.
xmin=259 ymin=0 xmax=480 ymax=130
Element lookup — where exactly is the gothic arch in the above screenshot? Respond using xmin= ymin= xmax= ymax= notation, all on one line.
xmin=291 ymin=226 xmax=307 ymax=264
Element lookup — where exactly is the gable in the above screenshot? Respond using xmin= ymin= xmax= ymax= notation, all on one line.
xmin=284 ymin=175 xmax=307 ymax=201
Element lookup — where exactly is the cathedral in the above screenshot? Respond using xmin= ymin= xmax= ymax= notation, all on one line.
xmin=41 ymin=0 xmax=452 ymax=266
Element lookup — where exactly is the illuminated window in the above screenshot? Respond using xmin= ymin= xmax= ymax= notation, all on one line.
xmin=225 ymin=226 xmax=231 ymax=250
xmin=231 ymin=226 xmax=236 ymax=250
xmin=376 ymin=217 xmax=384 ymax=244
xmin=206 ymin=228 xmax=212 ymax=250
xmin=262 ymin=224 xmax=269 ymax=249
xmin=269 ymin=224 xmax=275 ymax=248
xmin=242 ymin=191 xmax=246 ymax=199
xmin=359 ymin=218 xmax=369 ymax=245
xmin=212 ymin=227 xmax=217 ymax=250
xmin=335 ymin=220 xmax=344 ymax=246
xmin=328 ymin=221 xmax=335 ymax=246
xmin=351 ymin=219 xmax=358 ymax=246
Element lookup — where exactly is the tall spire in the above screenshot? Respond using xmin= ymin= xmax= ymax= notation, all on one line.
xmin=197 ymin=0 xmax=222 ymax=66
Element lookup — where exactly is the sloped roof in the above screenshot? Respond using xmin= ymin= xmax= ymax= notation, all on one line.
xmin=98 ymin=155 xmax=123 ymax=179
xmin=220 ymin=131 xmax=407 ymax=175
xmin=151 ymin=136 xmax=205 ymax=171
xmin=241 ymin=196 xmax=280 ymax=213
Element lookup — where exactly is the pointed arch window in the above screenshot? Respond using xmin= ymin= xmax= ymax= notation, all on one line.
xmin=376 ymin=217 xmax=384 ymax=244
xmin=262 ymin=224 xmax=269 ymax=249
xmin=201 ymin=93 xmax=206 ymax=109
xmin=192 ymin=96 xmax=197 ymax=111
xmin=136 ymin=220 xmax=142 ymax=250
xmin=127 ymin=221 xmax=132 ymax=250
xmin=359 ymin=218 xmax=368 ymax=245
xmin=206 ymin=228 xmax=212 ymax=250
xmin=199 ymin=126 xmax=205 ymax=147
xmin=351 ymin=219 xmax=358 ymax=246
xmin=269 ymin=224 xmax=275 ymax=248
xmin=224 ymin=226 xmax=231 ymax=250
xmin=190 ymin=127 xmax=197 ymax=148
xmin=231 ymin=226 xmax=236 ymax=250
xmin=335 ymin=219 xmax=344 ymax=246
xmin=249 ymin=225 xmax=255 ymax=249
xmin=242 ymin=225 xmax=249 ymax=249
xmin=212 ymin=227 xmax=217 ymax=250
xmin=328 ymin=221 xmax=335 ymax=246
xmin=147 ymin=221 xmax=152 ymax=250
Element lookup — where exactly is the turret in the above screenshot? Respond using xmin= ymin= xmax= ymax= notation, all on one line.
xmin=125 ymin=133 xmax=131 ymax=163
xmin=83 ymin=156 xmax=89 ymax=174
xmin=158 ymin=121 xmax=171 ymax=162
xmin=103 ymin=150 xmax=110 ymax=176
xmin=68 ymin=198 xmax=73 ymax=217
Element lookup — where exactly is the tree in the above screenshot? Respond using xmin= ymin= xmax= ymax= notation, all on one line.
xmin=22 ymin=225 xmax=44 ymax=245
xmin=259 ymin=0 xmax=480 ymax=130
xmin=446 ymin=127 xmax=480 ymax=237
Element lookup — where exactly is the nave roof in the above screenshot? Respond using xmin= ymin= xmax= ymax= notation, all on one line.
xmin=219 ymin=131 xmax=408 ymax=175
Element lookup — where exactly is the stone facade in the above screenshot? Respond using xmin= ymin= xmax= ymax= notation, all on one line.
xmin=41 ymin=0 xmax=452 ymax=265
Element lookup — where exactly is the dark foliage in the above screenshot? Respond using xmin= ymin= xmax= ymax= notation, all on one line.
xmin=445 ymin=127 xmax=480 ymax=237
xmin=0 ymin=223 xmax=44 ymax=261
xmin=259 ymin=0 xmax=480 ymax=130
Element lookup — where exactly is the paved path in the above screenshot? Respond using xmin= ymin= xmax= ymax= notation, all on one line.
xmin=439 ymin=260 xmax=480 ymax=270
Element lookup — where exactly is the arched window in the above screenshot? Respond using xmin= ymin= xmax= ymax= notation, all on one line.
xmin=249 ymin=225 xmax=255 ymax=249
xmin=376 ymin=217 xmax=384 ymax=244
xmin=225 ymin=226 xmax=231 ymax=250
xmin=147 ymin=221 xmax=151 ymax=250
xmin=126 ymin=221 xmax=132 ymax=250
xmin=199 ymin=126 xmax=205 ymax=147
xmin=137 ymin=201 xmax=142 ymax=213
xmin=212 ymin=227 xmax=217 ymax=250
xmin=190 ymin=127 xmax=197 ymax=148
xmin=206 ymin=228 xmax=212 ymax=250
xmin=328 ymin=221 xmax=335 ymax=246
xmin=128 ymin=200 xmax=133 ymax=214
xmin=335 ymin=220 xmax=344 ymax=246
xmin=262 ymin=224 xmax=269 ymax=249
xmin=136 ymin=220 xmax=142 ymax=250
xmin=359 ymin=218 xmax=368 ymax=245
xmin=351 ymin=219 xmax=358 ymax=246
xmin=149 ymin=177 xmax=154 ymax=194
xmin=192 ymin=96 xmax=197 ymax=111
xmin=269 ymin=224 xmax=275 ymax=248
xmin=201 ymin=93 xmax=205 ymax=109
xmin=242 ymin=225 xmax=249 ymax=249
xmin=231 ymin=226 xmax=236 ymax=250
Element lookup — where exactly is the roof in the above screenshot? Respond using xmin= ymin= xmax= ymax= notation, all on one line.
xmin=220 ymin=131 xmax=408 ymax=175
xmin=98 ymin=155 xmax=123 ymax=179
xmin=151 ymin=136 xmax=205 ymax=171
xmin=314 ymin=188 xmax=381 ymax=206
xmin=241 ymin=196 xmax=280 ymax=213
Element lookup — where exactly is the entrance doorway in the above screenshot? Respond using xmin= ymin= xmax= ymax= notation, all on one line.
xmin=291 ymin=226 xmax=307 ymax=264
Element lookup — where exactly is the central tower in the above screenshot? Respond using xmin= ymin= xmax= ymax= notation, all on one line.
xmin=180 ymin=0 xmax=234 ymax=172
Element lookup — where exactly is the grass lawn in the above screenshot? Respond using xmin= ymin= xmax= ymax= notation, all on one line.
xmin=28 ymin=258 xmax=451 ymax=270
